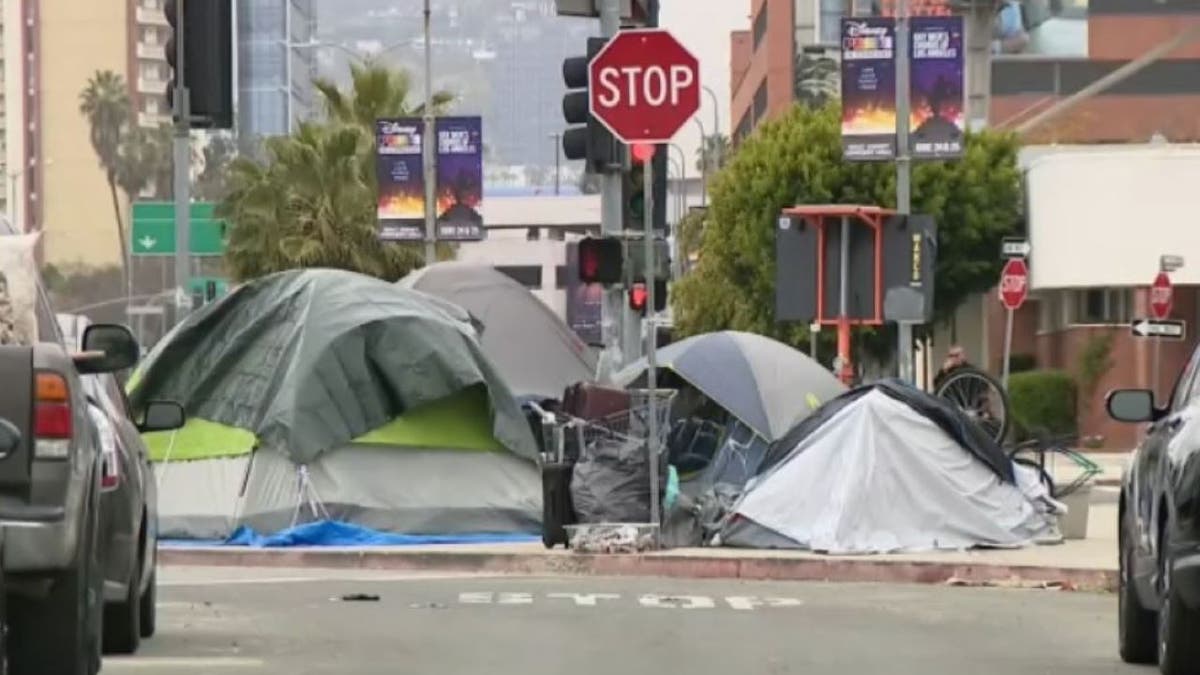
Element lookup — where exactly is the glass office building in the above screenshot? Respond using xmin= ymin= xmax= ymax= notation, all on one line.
xmin=237 ymin=0 xmax=317 ymax=153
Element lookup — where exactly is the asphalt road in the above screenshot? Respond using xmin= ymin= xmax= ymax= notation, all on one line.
xmin=104 ymin=567 xmax=1139 ymax=675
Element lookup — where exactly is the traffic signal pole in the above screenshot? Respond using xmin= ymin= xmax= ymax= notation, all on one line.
xmin=423 ymin=0 xmax=437 ymax=265
xmin=894 ymin=0 xmax=915 ymax=385
xmin=172 ymin=0 xmax=192 ymax=323
xmin=642 ymin=146 xmax=660 ymax=528
xmin=598 ymin=0 xmax=635 ymax=372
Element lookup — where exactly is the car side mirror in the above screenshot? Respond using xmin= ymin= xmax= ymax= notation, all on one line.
xmin=138 ymin=401 xmax=185 ymax=433
xmin=1107 ymin=389 xmax=1159 ymax=423
xmin=77 ymin=324 xmax=140 ymax=375
xmin=0 ymin=417 xmax=20 ymax=458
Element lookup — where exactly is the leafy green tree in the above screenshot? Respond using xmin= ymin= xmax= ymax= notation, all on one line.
xmin=672 ymin=103 xmax=1022 ymax=355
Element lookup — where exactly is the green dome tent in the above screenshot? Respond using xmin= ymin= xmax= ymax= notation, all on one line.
xmin=128 ymin=268 xmax=541 ymax=540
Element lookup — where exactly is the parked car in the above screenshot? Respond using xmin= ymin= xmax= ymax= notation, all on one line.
xmin=1107 ymin=360 xmax=1200 ymax=675
xmin=84 ymin=374 xmax=182 ymax=655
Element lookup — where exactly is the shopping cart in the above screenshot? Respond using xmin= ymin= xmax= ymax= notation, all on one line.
xmin=529 ymin=389 xmax=676 ymax=551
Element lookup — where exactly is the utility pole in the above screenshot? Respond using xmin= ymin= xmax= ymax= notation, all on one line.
xmin=172 ymin=0 xmax=191 ymax=323
xmin=894 ymin=0 xmax=914 ymax=384
xmin=423 ymin=0 xmax=437 ymax=265
xmin=549 ymin=132 xmax=562 ymax=195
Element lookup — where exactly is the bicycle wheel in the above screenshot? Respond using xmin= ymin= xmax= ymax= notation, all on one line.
xmin=934 ymin=367 xmax=1011 ymax=445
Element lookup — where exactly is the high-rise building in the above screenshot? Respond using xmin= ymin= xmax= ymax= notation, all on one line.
xmin=237 ymin=0 xmax=317 ymax=154
xmin=130 ymin=0 xmax=171 ymax=129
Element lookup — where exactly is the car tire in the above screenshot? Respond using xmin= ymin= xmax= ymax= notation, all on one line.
xmin=1158 ymin=531 xmax=1200 ymax=675
xmin=102 ymin=546 xmax=141 ymax=655
xmin=1119 ymin=516 xmax=1157 ymax=664
xmin=139 ymin=568 xmax=156 ymax=639
xmin=9 ymin=488 xmax=103 ymax=675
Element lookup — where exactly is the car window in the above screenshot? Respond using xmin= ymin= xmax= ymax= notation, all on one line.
xmin=1170 ymin=345 xmax=1200 ymax=413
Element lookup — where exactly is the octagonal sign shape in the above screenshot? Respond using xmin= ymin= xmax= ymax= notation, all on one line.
xmin=588 ymin=29 xmax=702 ymax=144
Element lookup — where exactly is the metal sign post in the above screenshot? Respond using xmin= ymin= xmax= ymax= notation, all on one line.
xmin=641 ymin=145 xmax=660 ymax=528
xmin=172 ymin=0 xmax=192 ymax=324
xmin=1150 ymin=261 xmax=1179 ymax=398
xmin=998 ymin=257 xmax=1029 ymax=389
xmin=894 ymin=0 xmax=914 ymax=384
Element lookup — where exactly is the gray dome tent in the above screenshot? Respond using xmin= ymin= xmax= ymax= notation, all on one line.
xmin=130 ymin=269 xmax=541 ymax=540
xmin=399 ymin=262 xmax=597 ymax=399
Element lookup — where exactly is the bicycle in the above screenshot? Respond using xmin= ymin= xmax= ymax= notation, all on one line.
xmin=931 ymin=365 xmax=1011 ymax=445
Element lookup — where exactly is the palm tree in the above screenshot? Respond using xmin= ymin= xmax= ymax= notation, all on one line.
xmin=695 ymin=134 xmax=730 ymax=175
xmin=220 ymin=62 xmax=458 ymax=282
xmin=79 ymin=70 xmax=133 ymax=279
xmin=313 ymin=60 xmax=456 ymax=132
xmin=794 ymin=52 xmax=840 ymax=109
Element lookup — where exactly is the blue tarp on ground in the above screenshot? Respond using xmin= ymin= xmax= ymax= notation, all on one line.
xmin=159 ymin=520 xmax=539 ymax=548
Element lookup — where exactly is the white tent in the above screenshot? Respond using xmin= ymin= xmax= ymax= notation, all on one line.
xmin=721 ymin=388 xmax=1064 ymax=554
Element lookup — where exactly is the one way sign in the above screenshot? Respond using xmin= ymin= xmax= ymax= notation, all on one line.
xmin=1131 ymin=318 xmax=1186 ymax=340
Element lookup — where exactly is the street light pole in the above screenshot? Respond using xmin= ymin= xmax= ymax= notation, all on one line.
xmin=702 ymin=85 xmax=720 ymax=164
xmin=422 ymin=0 xmax=437 ymax=265
xmin=172 ymin=0 xmax=192 ymax=323
xmin=548 ymin=133 xmax=562 ymax=195
xmin=692 ymin=117 xmax=707 ymax=206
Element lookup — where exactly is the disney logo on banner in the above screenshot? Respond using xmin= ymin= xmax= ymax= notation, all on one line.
xmin=378 ymin=120 xmax=420 ymax=135
xmin=844 ymin=20 xmax=890 ymax=38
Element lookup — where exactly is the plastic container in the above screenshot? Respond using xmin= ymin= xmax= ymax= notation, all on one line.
xmin=1058 ymin=483 xmax=1092 ymax=540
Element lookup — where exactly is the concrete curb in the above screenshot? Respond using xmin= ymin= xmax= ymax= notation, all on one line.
xmin=158 ymin=547 xmax=1117 ymax=593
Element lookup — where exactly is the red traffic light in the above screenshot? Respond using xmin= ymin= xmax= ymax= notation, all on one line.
xmin=577 ymin=237 xmax=623 ymax=285
xmin=631 ymin=143 xmax=655 ymax=164
xmin=629 ymin=283 xmax=648 ymax=311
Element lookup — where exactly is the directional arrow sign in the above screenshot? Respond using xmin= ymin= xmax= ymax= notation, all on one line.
xmin=1001 ymin=237 xmax=1031 ymax=259
xmin=1131 ymin=318 xmax=1186 ymax=341
xmin=136 ymin=235 xmax=158 ymax=252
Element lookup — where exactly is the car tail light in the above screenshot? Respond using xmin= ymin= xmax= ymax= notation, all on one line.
xmin=87 ymin=404 xmax=120 ymax=490
xmin=34 ymin=372 xmax=70 ymax=459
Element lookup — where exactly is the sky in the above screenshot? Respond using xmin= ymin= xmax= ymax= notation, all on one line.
xmin=660 ymin=0 xmax=750 ymax=173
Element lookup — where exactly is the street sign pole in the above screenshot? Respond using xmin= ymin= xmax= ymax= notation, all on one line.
xmin=999 ymin=257 xmax=1029 ymax=390
xmin=172 ymin=0 xmax=192 ymax=324
xmin=894 ymin=0 xmax=915 ymax=385
xmin=641 ymin=145 xmax=659 ymax=529
xmin=1002 ymin=304 xmax=1015 ymax=389
xmin=1150 ymin=266 xmax=1177 ymax=398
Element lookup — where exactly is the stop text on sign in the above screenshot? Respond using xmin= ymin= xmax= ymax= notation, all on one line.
xmin=1151 ymin=286 xmax=1171 ymax=304
xmin=595 ymin=65 xmax=696 ymax=108
xmin=1001 ymin=275 xmax=1026 ymax=295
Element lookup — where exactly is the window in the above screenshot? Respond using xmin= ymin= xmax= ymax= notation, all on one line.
xmin=496 ymin=265 xmax=542 ymax=289
xmin=735 ymin=111 xmax=753 ymax=144
xmin=819 ymin=0 xmax=845 ymax=45
xmin=526 ymin=227 xmax=540 ymax=241
xmin=753 ymin=6 xmax=768 ymax=50
xmin=1171 ymin=345 xmax=1200 ymax=412
xmin=555 ymin=265 xmax=568 ymax=289
xmin=1071 ymin=288 xmax=1133 ymax=325
xmin=752 ymin=81 xmax=768 ymax=124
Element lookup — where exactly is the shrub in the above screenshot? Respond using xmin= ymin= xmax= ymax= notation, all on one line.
xmin=1008 ymin=369 xmax=1078 ymax=440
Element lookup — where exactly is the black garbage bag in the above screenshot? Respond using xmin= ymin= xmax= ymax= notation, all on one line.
xmin=570 ymin=434 xmax=667 ymax=524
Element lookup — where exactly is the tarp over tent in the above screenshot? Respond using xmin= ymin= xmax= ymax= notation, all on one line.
xmin=399 ymin=262 xmax=596 ymax=399
xmin=721 ymin=380 xmax=1063 ymax=554
xmin=128 ymin=268 xmax=541 ymax=540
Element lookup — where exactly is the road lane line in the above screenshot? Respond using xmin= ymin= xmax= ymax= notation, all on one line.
xmin=105 ymin=656 xmax=264 ymax=669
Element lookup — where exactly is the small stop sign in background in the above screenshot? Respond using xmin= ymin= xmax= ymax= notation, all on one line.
xmin=999 ymin=258 xmax=1028 ymax=311
xmin=1151 ymin=271 xmax=1173 ymax=320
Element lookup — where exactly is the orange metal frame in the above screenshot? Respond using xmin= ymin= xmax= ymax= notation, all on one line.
xmin=782 ymin=204 xmax=895 ymax=384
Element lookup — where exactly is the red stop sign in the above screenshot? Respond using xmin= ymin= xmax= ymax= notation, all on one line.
xmin=999 ymin=258 xmax=1028 ymax=310
xmin=1151 ymin=271 xmax=1173 ymax=320
xmin=589 ymin=29 xmax=701 ymax=144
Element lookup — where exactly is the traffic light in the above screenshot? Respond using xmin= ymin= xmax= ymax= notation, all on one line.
xmin=577 ymin=236 xmax=623 ymax=285
xmin=561 ymin=37 xmax=616 ymax=173
xmin=623 ymin=146 xmax=669 ymax=232
xmin=165 ymin=0 xmax=234 ymax=129
xmin=628 ymin=280 xmax=668 ymax=314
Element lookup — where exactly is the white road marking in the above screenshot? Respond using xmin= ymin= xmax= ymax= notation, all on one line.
xmin=456 ymin=592 xmax=803 ymax=610
xmin=639 ymin=594 xmax=716 ymax=609
xmin=547 ymin=592 xmax=621 ymax=606
xmin=105 ymin=656 xmax=264 ymax=669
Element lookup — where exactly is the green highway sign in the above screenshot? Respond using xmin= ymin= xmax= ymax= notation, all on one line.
xmin=131 ymin=202 xmax=226 ymax=256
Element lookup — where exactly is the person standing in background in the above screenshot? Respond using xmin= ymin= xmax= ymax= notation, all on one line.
xmin=993 ymin=0 xmax=1030 ymax=54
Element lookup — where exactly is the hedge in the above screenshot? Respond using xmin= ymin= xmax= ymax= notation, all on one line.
xmin=1008 ymin=369 xmax=1077 ymax=440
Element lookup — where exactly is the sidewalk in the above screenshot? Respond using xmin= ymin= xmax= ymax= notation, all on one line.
xmin=158 ymin=502 xmax=1120 ymax=593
